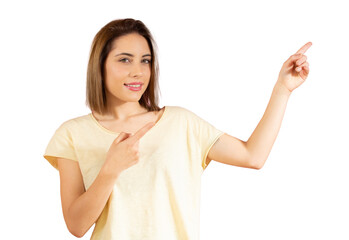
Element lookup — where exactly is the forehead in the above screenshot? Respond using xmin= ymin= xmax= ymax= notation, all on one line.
xmin=110 ymin=33 xmax=151 ymax=54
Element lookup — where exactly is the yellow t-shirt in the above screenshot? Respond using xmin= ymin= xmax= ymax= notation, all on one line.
xmin=43 ymin=105 xmax=224 ymax=240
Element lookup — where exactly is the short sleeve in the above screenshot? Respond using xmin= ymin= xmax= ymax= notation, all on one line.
xmin=43 ymin=122 xmax=78 ymax=170
xmin=186 ymin=108 xmax=225 ymax=170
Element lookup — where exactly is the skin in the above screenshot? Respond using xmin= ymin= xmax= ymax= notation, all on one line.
xmin=57 ymin=33 xmax=162 ymax=237
xmin=206 ymin=42 xmax=312 ymax=169
xmin=92 ymin=32 xmax=165 ymax=133
xmin=100 ymin=32 xmax=151 ymax=120
xmin=57 ymin=34 xmax=312 ymax=237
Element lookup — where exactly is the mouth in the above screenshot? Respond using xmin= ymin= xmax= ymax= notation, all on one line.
xmin=124 ymin=83 xmax=143 ymax=91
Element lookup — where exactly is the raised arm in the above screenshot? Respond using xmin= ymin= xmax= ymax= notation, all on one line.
xmin=206 ymin=42 xmax=312 ymax=169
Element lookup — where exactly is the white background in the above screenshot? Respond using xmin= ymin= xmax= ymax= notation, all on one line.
xmin=1 ymin=0 xmax=348 ymax=239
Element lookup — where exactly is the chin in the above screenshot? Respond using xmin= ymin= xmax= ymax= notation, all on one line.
xmin=112 ymin=90 xmax=145 ymax=103
xmin=124 ymin=95 xmax=143 ymax=102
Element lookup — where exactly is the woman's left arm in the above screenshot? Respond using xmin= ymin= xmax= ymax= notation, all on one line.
xmin=207 ymin=42 xmax=312 ymax=170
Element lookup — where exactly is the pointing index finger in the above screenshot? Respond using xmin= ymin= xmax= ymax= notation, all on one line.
xmin=129 ymin=122 xmax=155 ymax=144
xmin=296 ymin=42 xmax=312 ymax=55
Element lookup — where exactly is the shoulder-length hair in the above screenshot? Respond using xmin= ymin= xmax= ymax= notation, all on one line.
xmin=85 ymin=18 xmax=161 ymax=115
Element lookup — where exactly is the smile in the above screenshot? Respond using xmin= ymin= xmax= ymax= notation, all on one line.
xmin=124 ymin=83 xmax=143 ymax=91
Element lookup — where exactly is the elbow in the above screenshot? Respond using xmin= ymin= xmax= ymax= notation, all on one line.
xmin=250 ymin=164 xmax=263 ymax=170
xmin=72 ymin=234 xmax=84 ymax=239
xmin=68 ymin=227 xmax=85 ymax=238
xmin=248 ymin=157 xmax=265 ymax=170
xmin=249 ymin=164 xmax=263 ymax=170
xmin=66 ymin=222 xmax=87 ymax=238
xmin=64 ymin=206 xmax=93 ymax=238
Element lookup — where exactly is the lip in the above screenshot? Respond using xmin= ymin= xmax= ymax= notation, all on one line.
xmin=124 ymin=82 xmax=143 ymax=85
xmin=124 ymin=82 xmax=143 ymax=91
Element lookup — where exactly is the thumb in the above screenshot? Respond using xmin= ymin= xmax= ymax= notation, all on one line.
xmin=113 ymin=132 xmax=132 ymax=144
xmin=283 ymin=53 xmax=302 ymax=68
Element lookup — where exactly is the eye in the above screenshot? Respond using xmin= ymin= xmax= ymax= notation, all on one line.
xmin=119 ymin=58 xmax=131 ymax=63
xmin=142 ymin=59 xmax=151 ymax=64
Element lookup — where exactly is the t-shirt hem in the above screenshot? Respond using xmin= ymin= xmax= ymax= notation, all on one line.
xmin=202 ymin=131 xmax=225 ymax=171
xmin=43 ymin=154 xmax=78 ymax=171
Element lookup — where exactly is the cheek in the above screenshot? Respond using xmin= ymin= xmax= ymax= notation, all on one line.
xmin=144 ymin=65 xmax=151 ymax=78
xmin=105 ymin=64 xmax=129 ymax=81
xmin=112 ymin=65 xmax=129 ymax=77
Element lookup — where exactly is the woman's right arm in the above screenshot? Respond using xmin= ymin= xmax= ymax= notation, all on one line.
xmin=58 ymin=157 xmax=120 ymax=238
xmin=57 ymin=122 xmax=155 ymax=238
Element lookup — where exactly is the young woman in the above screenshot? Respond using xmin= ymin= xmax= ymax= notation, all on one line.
xmin=44 ymin=18 xmax=311 ymax=240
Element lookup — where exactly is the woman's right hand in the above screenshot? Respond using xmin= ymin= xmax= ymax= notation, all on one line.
xmin=105 ymin=122 xmax=155 ymax=175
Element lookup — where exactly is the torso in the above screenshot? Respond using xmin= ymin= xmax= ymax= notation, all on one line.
xmin=92 ymin=106 xmax=212 ymax=166
xmin=92 ymin=107 xmax=166 ymax=134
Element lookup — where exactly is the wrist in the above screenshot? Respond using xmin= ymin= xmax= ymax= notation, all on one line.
xmin=274 ymin=82 xmax=292 ymax=98
xmin=100 ymin=158 xmax=121 ymax=181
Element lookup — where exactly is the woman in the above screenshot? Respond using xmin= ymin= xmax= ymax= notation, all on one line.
xmin=44 ymin=18 xmax=311 ymax=239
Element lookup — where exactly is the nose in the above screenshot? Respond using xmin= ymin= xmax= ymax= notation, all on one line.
xmin=129 ymin=63 xmax=143 ymax=78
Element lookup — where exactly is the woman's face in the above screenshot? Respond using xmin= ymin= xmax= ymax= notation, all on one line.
xmin=104 ymin=33 xmax=152 ymax=105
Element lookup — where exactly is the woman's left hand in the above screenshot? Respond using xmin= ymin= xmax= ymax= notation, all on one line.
xmin=277 ymin=42 xmax=312 ymax=93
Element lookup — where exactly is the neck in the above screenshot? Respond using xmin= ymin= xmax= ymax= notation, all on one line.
xmin=93 ymin=101 xmax=148 ymax=121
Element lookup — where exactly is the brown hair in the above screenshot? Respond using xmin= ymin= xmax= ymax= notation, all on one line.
xmin=85 ymin=18 xmax=161 ymax=115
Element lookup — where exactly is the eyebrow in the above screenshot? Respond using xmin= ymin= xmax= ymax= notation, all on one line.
xmin=114 ymin=53 xmax=151 ymax=57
